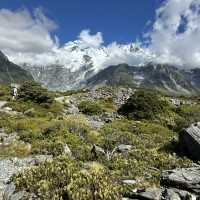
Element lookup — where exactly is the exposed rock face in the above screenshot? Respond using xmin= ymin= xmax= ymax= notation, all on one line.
xmin=179 ymin=122 xmax=200 ymax=161
xmin=87 ymin=64 xmax=200 ymax=95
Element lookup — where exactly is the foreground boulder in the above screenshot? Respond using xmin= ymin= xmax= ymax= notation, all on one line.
xmin=179 ymin=122 xmax=200 ymax=161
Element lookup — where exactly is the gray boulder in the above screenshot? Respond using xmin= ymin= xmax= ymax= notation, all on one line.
xmin=179 ymin=122 xmax=200 ymax=160
xmin=161 ymin=167 xmax=200 ymax=195
xmin=116 ymin=144 xmax=132 ymax=153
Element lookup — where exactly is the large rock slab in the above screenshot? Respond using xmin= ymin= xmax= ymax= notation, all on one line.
xmin=161 ymin=167 xmax=200 ymax=195
xmin=179 ymin=122 xmax=200 ymax=161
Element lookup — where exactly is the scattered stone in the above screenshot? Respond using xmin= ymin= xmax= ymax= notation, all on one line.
xmin=116 ymin=144 xmax=132 ymax=153
xmin=24 ymin=108 xmax=36 ymax=117
xmin=3 ymin=107 xmax=12 ymax=112
xmin=114 ymin=88 xmax=134 ymax=106
xmin=0 ymin=101 xmax=7 ymax=109
xmin=87 ymin=112 xmax=121 ymax=128
xmin=91 ymin=144 xmax=105 ymax=158
xmin=63 ymin=144 xmax=72 ymax=157
xmin=55 ymin=96 xmax=69 ymax=104
xmin=122 ymin=180 xmax=136 ymax=185
xmin=66 ymin=104 xmax=79 ymax=115
xmin=0 ymin=132 xmax=19 ymax=146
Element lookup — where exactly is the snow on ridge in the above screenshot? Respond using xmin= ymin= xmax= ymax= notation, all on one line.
xmin=8 ymin=40 xmax=156 ymax=74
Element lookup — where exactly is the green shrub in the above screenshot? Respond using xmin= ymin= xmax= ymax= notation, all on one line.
xmin=0 ymin=84 xmax=11 ymax=100
xmin=68 ymin=169 xmax=122 ymax=200
xmin=13 ymin=156 xmax=122 ymax=200
xmin=118 ymin=90 xmax=169 ymax=120
xmin=18 ymin=81 xmax=53 ymax=105
xmin=13 ymin=156 xmax=79 ymax=200
xmin=94 ymin=119 xmax=192 ymax=187
xmin=78 ymin=100 xmax=104 ymax=115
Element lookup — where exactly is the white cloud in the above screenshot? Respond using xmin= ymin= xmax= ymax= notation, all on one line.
xmin=0 ymin=8 xmax=58 ymax=54
xmin=148 ymin=0 xmax=200 ymax=68
xmin=78 ymin=29 xmax=104 ymax=47
xmin=2 ymin=1 xmax=200 ymax=72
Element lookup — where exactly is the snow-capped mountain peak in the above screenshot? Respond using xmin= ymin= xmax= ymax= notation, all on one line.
xmin=17 ymin=41 xmax=157 ymax=90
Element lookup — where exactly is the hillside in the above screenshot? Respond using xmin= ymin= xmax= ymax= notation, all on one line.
xmin=0 ymin=51 xmax=33 ymax=84
xmin=0 ymin=83 xmax=199 ymax=199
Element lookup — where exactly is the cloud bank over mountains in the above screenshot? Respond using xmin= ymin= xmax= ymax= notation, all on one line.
xmin=1 ymin=0 xmax=200 ymax=69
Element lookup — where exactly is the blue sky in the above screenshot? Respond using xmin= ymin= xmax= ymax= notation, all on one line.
xmin=0 ymin=0 xmax=163 ymax=45
xmin=0 ymin=0 xmax=200 ymax=68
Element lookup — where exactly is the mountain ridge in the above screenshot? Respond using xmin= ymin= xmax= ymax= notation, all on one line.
xmin=87 ymin=63 xmax=200 ymax=95
xmin=0 ymin=51 xmax=33 ymax=85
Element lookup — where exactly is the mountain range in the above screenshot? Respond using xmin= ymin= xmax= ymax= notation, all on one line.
xmin=87 ymin=63 xmax=200 ymax=95
xmin=1 ymin=41 xmax=200 ymax=95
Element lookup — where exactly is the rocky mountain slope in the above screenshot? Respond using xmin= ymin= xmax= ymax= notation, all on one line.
xmin=87 ymin=63 xmax=200 ymax=95
xmin=17 ymin=41 xmax=200 ymax=95
xmin=20 ymin=41 xmax=154 ymax=91
xmin=0 ymin=51 xmax=33 ymax=85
